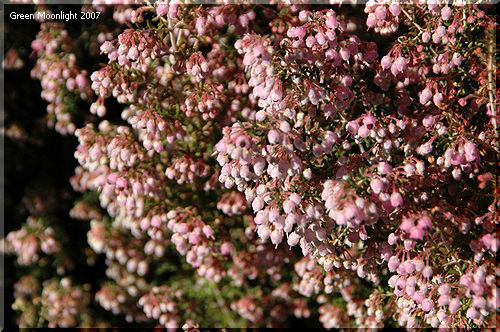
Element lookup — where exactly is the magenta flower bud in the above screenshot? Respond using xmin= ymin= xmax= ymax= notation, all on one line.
xmin=417 ymin=216 xmax=432 ymax=229
xmin=449 ymin=298 xmax=461 ymax=313
xmin=404 ymin=163 xmax=416 ymax=176
xmin=66 ymin=78 xmax=76 ymax=91
xmin=188 ymin=231 xmax=201 ymax=245
xmin=316 ymin=32 xmax=327 ymax=46
xmin=388 ymin=255 xmax=400 ymax=272
xmin=452 ymin=53 xmax=463 ymax=66
xmin=466 ymin=307 xmax=479 ymax=320
xmin=253 ymin=158 xmax=266 ymax=176
xmin=252 ymin=196 xmax=265 ymax=212
xmin=323 ymin=32 xmax=335 ymax=45
xmin=480 ymin=234 xmax=495 ymax=251
xmin=305 ymin=36 xmax=316 ymax=48
xmin=271 ymin=84 xmax=283 ymax=102
xmin=422 ymin=32 xmax=431 ymax=43
xmin=100 ymin=41 xmax=114 ymax=54
xmin=410 ymin=226 xmax=424 ymax=240
xmin=388 ymin=232 xmax=398 ymax=245
xmin=287 ymin=232 xmax=300 ymax=246
xmin=377 ymin=162 xmax=393 ymax=175
xmin=395 ymin=277 xmax=406 ymax=291
xmin=438 ymin=284 xmax=451 ymax=295
xmin=437 ymin=310 xmax=448 ymax=323
xmin=287 ymin=27 xmax=298 ymax=38
xmin=324 ymin=131 xmax=338 ymax=147
xmin=202 ymin=225 xmax=213 ymax=238
xmin=298 ymin=10 xmax=309 ymax=22
xmin=118 ymin=55 xmax=128 ymax=66
xmin=363 ymin=114 xmax=376 ymax=127
xmin=436 ymin=26 xmax=447 ymax=38
xmin=381 ymin=55 xmax=393 ymax=70
xmin=441 ymin=64 xmax=450 ymax=74
xmin=326 ymin=15 xmax=339 ymax=29
xmin=31 ymin=39 xmax=43 ymax=52
xmin=463 ymin=141 xmax=478 ymax=161
xmin=279 ymin=121 xmax=291 ymax=133
xmin=294 ymin=26 xmax=307 ymax=40
xmin=423 ymin=115 xmax=435 ymax=128
xmin=472 ymin=296 xmax=486 ymax=309
xmin=433 ymin=63 xmax=441 ymax=74
xmin=270 ymin=229 xmax=283 ymax=245
xmin=341 ymin=75 xmax=353 ymax=88
xmin=438 ymin=294 xmax=450 ymax=307
xmin=375 ymin=6 xmax=387 ymax=20
xmin=390 ymin=191 xmax=403 ymax=207
xmin=389 ymin=3 xmax=401 ymax=16
xmin=441 ymin=6 xmax=452 ymax=21
xmin=76 ymin=74 xmax=87 ymax=88
xmin=459 ymin=275 xmax=473 ymax=287
xmin=370 ymin=178 xmax=384 ymax=194
xmin=116 ymin=177 xmax=127 ymax=189
xmin=422 ymin=298 xmax=434 ymax=312
xmin=413 ymin=291 xmax=425 ymax=304
xmin=340 ymin=48 xmax=350 ymax=61
xmin=156 ymin=4 xmax=168 ymax=16
xmin=267 ymin=129 xmax=281 ymax=144
xmin=285 ymin=213 xmax=297 ymax=230
xmin=128 ymin=46 xmax=139 ymax=61
xmin=358 ymin=125 xmax=370 ymax=138
xmin=283 ymin=199 xmax=296 ymax=214
xmin=257 ymin=225 xmax=270 ymax=240
xmin=268 ymin=209 xmax=279 ymax=223
xmin=366 ymin=14 xmax=378 ymax=28
xmin=433 ymin=93 xmax=444 ymax=107
xmin=388 ymin=275 xmax=398 ymax=288
xmin=404 ymin=261 xmax=415 ymax=274
xmin=346 ymin=121 xmax=360 ymax=134
xmin=220 ymin=242 xmax=233 ymax=256
xmin=168 ymin=4 xmax=178 ymax=18
xmin=406 ymin=285 xmax=416 ymax=296
xmin=286 ymin=193 xmax=300 ymax=206
xmin=391 ymin=57 xmax=407 ymax=76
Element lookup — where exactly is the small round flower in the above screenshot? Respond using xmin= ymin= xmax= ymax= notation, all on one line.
xmin=390 ymin=191 xmax=403 ymax=207
xmin=441 ymin=6 xmax=452 ymax=21
xmin=438 ymin=284 xmax=451 ymax=295
xmin=267 ymin=129 xmax=281 ymax=144
xmin=449 ymin=298 xmax=461 ymax=314
xmin=466 ymin=307 xmax=480 ymax=320
xmin=389 ymin=3 xmax=401 ymax=16
xmin=438 ymin=294 xmax=450 ymax=307
xmin=420 ymin=88 xmax=433 ymax=105
xmin=417 ymin=216 xmax=432 ymax=229
xmin=377 ymin=162 xmax=393 ymax=175
xmin=252 ymin=197 xmax=265 ymax=212
xmin=410 ymin=226 xmax=424 ymax=240
xmin=422 ymin=32 xmax=431 ymax=43
xmin=381 ymin=55 xmax=393 ymax=70
xmin=422 ymin=298 xmax=434 ymax=312
xmin=370 ymin=178 xmax=384 ymax=194
xmin=388 ymin=255 xmax=400 ymax=272
xmin=433 ymin=93 xmax=444 ymax=107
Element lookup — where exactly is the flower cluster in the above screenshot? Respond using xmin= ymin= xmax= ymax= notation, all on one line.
xmin=4 ymin=2 xmax=497 ymax=330
xmin=31 ymin=23 xmax=93 ymax=134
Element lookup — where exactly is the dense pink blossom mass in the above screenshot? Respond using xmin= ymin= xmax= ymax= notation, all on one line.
xmin=2 ymin=1 xmax=498 ymax=330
